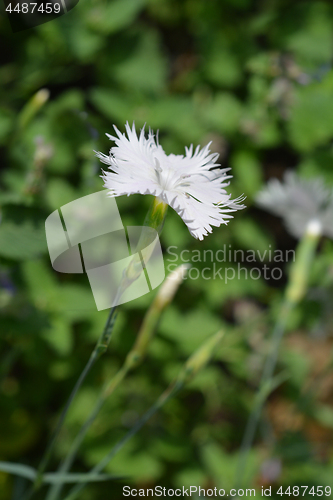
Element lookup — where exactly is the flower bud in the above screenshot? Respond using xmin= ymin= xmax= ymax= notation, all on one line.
xmin=177 ymin=330 xmax=224 ymax=384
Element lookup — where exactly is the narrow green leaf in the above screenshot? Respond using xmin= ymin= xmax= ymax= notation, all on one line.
xmin=0 ymin=461 xmax=36 ymax=481
xmin=43 ymin=472 xmax=121 ymax=484
xmin=0 ymin=461 xmax=121 ymax=485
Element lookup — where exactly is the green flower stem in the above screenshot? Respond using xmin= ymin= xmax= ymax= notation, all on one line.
xmin=236 ymin=223 xmax=321 ymax=489
xmin=63 ymin=330 xmax=224 ymax=500
xmin=40 ymin=197 xmax=168 ymax=500
xmin=46 ymin=264 xmax=187 ymax=500
xmin=45 ymin=364 xmax=129 ymax=500
xmin=123 ymin=264 xmax=187 ymax=370
xmin=143 ymin=196 xmax=168 ymax=234
xmin=285 ymin=222 xmax=322 ymax=305
xmin=30 ymin=306 xmax=118 ymax=497
xmin=64 ymin=382 xmax=183 ymax=500
xmin=235 ymin=304 xmax=292 ymax=490
xmin=123 ymin=197 xmax=168 ymax=285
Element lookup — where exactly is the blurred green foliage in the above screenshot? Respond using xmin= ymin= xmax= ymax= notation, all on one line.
xmin=1 ymin=0 xmax=333 ymax=498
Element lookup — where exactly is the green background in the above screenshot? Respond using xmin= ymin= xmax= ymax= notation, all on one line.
xmin=1 ymin=0 xmax=333 ymax=498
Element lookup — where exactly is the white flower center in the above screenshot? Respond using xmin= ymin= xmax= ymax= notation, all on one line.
xmin=154 ymin=158 xmax=190 ymax=192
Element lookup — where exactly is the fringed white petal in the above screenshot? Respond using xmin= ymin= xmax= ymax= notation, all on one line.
xmin=96 ymin=122 xmax=245 ymax=239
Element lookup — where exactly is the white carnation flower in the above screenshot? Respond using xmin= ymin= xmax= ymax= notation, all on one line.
xmin=256 ymin=171 xmax=333 ymax=239
xmin=96 ymin=122 xmax=245 ymax=240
